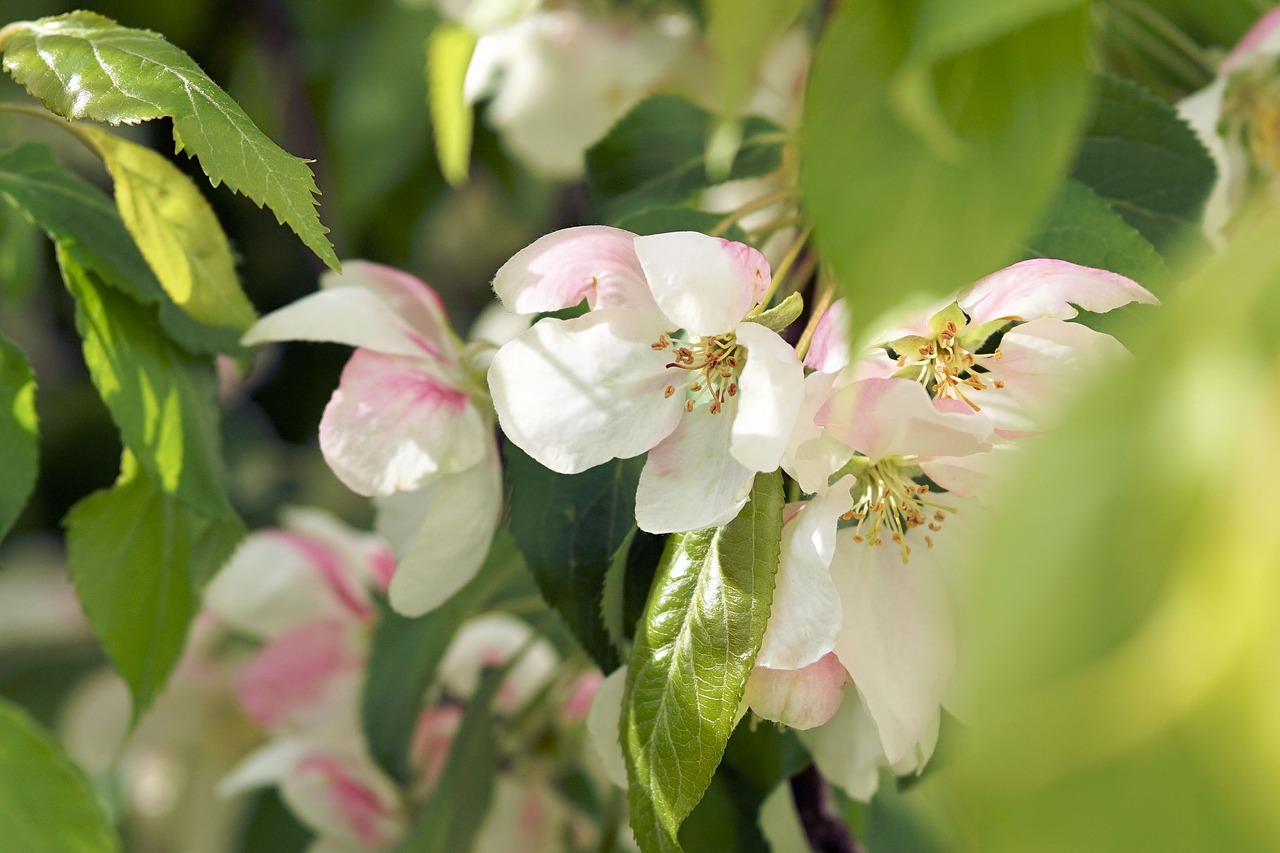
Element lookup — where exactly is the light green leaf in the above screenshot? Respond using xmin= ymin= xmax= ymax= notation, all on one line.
xmin=905 ymin=0 xmax=1083 ymax=66
xmin=0 ymin=698 xmax=120 ymax=853
xmin=0 ymin=335 xmax=37 ymax=540
xmin=78 ymin=127 xmax=255 ymax=332
xmin=623 ymin=471 xmax=784 ymax=852
xmin=58 ymin=248 xmax=237 ymax=522
xmin=0 ymin=142 xmax=241 ymax=355
xmin=427 ymin=21 xmax=476 ymax=188
xmin=745 ymin=291 xmax=804 ymax=333
xmin=65 ymin=453 xmax=243 ymax=719
xmin=801 ymin=1 xmax=1093 ymax=338
xmin=0 ymin=12 xmax=338 ymax=268
xmin=706 ymin=0 xmax=805 ymax=119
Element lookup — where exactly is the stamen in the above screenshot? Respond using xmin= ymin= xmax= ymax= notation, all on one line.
xmin=663 ymin=385 xmax=676 ymax=398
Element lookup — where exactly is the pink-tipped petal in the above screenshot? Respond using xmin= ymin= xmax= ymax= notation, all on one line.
xmin=730 ymin=322 xmax=805 ymax=473
xmin=958 ymin=259 xmax=1157 ymax=326
xmin=1223 ymin=6 xmax=1280 ymax=72
xmin=634 ymin=232 xmax=770 ymax=336
xmin=243 ymin=287 xmax=437 ymax=358
xmin=492 ymin=226 xmax=655 ymax=314
xmin=320 ymin=350 xmax=487 ymax=497
xmin=284 ymin=752 xmax=405 ymax=847
xmin=409 ymin=705 xmax=463 ymax=789
xmin=795 ymin=687 xmax=885 ymax=802
xmin=322 ymin=261 xmax=455 ymax=359
xmin=804 ymin=299 xmax=851 ymax=373
xmin=745 ymin=653 xmax=852 ymax=730
xmin=819 ymin=378 xmax=992 ymax=461
xmin=236 ymin=619 xmax=363 ymax=731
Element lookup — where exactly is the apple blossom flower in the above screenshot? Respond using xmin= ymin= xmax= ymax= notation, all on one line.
xmin=243 ymin=262 xmax=503 ymax=616
xmin=488 ymin=227 xmax=805 ymax=533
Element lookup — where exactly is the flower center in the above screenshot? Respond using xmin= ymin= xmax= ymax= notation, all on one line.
xmin=835 ymin=456 xmax=956 ymax=563
xmin=651 ymin=331 xmax=744 ymax=414
xmin=886 ymin=305 xmax=1004 ymax=411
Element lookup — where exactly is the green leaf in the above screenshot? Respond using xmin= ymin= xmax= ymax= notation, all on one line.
xmin=427 ymin=21 xmax=476 ymax=187
xmin=745 ymin=291 xmax=804 ymax=333
xmin=1071 ymin=74 xmax=1217 ymax=253
xmin=397 ymin=664 xmax=507 ymax=852
xmin=801 ymin=1 xmax=1093 ymax=336
xmin=623 ymin=471 xmax=784 ymax=852
xmin=706 ymin=0 xmax=805 ymax=120
xmin=79 ymin=126 xmax=256 ymax=331
xmin=362 ymin=532 xmax=523 ymax=783
xmin=587 ymin=96 xmax=785 ymax=224
xmin=615 ymin=206 xmax=749 ymax=243
xmin=64 ymin=454 xmax=243 ymax=719
xmin=59 ymin=249 xmax=237 ymax=522
xmin=0 ymin=12 xmax=338 ymax=268
xmin=1023 ymin=179 xmax=1166 ymax=285
xmin=0 ymin=142 xmax=241 ymax=355
xmin=504 ymin=443 xmax=644 ymax=672
xmin=0 ymin=698 xmax=120 ymax=853
xmin=905 ymin=0 xmax=1083 ymax=65
xmin=0 ymin=335 xmax=38 ymax=540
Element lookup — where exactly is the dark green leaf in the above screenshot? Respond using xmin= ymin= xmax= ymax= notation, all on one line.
xmin=0 ymin=335 xmax=38 ymax=540
xmin=0 ymin=142 xmax=241 ymax=355
xmin=0 ymin=12 xmax=338 ymax=267
xmin=624 ymin=471 xmax=784 ymax=852
xmin=0 ymin=699 xmax=119 ymax=853
xmin=1072 ymin=74 xmax=1217 ymax=253
xmin=59 ymin=249 xmax=237 ymax=522
xmin=616 ymin=206 xmax=749 ymax=243
xmin=64 ymin=454 xmax=242 ymax=719
xmin=801 ymin=1 xmax=1093 ymax=333
xmin=587 ymin=96 xmax=784 ymax=224
xmin=362 ymin=532 xmax=522 ymax=783
xmin=624 ymin=530 xmax=667 ymax=642
xmin=1023 ymin=179 xmax=1166 ymax=285
xmin=504 ymin=443 xmax=644 ymax=672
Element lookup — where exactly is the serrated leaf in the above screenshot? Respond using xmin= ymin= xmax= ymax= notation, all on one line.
xmin=58 ymin=248 xmax=237 ymax=522
xmin=623 ymin=471 xmax=783 ymax=852
xmin=79 ymin=126 xmax=256 ymax=331
xmin=427 ymin=21 xmax=476 ymax=187
xmin=0 ymin=12 xmax=338 ymax=268
xmin=362 ymin=532 xmax=524 ymax=783
xmin=1023 ymin=179 xmax=1166 ymax=285
xmin=0 ymin=142 xmax=241 ymax=355
xmin=801 ymin=1 xmax=1093 ymax=337
xmin=1072 ymin=74 xmax=1216 ymax=253
xmin=615 ymin=206 xmax=749 ymax=243
xmin=65 ymin=454 xmax=243 ymax=719
xmin=0 ymin=336 xmax=37 ymax=541
xmin=587 ymin=96 xmax=785 ymax=224
xmin=0 ymin=699 xmax=120 ymax=853
xmin=505 ymin=444 xmax=644 ymax=672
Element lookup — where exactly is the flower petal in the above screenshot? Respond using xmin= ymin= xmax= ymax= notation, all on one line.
xmin=244 ymin=286 xmax=437 ymax=357
xmin=1223 ymin=6 xmax=1280 ymax=72
xmin=322 ymin=260 xmax=456 ymax=358
xmin=492 ymin=225 xmax=656 ymax=314
xmin=795 ymin=687 xmax=883 ymax=801
xmin=283 ymin=751 xmax=405 ymax=847
xmin=730 ymin=322 xmax=805 ymax=472
xmin=438 ymin=613 xmax=560 ymax=714
xmin=320 ymin=350 xmax=487 ymax=496
xmin=587 ymin=667 xmax=629 ymax=788
xmin=831 ymin=538 xmax=956 ymax=765
xmin=820 ymin=378 xmax=992 ymax=461
xmin=488 ymin=309 xmax=682 ymax=474
xmin=757 ymin=484 xmax=851 ymax=669
xmin=958 ymin=259 xmax=1157 ymax=326
xmin=634 ymin=232 xmax=769 ymax=336
xmin=236 ymin=619 xmax=364 ymax=731
xmin=781 ymin=372 xmax=854 ymax=494
xmin=804 ymin=298 xmax=851 ymax=373
xmin=745 ymin=653 xmax=851 ymax=730
xmin=386 ymin=452 xmax=503 ymax=617
xmin=635 ymin=404 xmax=755 ymax=533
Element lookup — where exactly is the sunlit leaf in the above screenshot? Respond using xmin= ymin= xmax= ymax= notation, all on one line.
xmin=426 ymin=21 xmax=476 ymax=187
xmin=0 ymin=335 xmax=37 ymax=541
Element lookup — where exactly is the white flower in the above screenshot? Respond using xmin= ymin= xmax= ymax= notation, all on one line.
xmin=488 ymin=227 xmax=805 ymax=533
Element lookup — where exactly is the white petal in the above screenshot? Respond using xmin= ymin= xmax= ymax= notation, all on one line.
xmin=781 ymin=372 xmax=854 ymax=494
xmin=438 ymin=613 xmax=560 ymax=713
xmin=468 ymin=301 xmax=533 ymax=349
xmin=958 ymin=259 xmax=1157 ymax=326
xmin=1223 ymin=6 xmax=1280 ymax=72
xmin=281 ymin=750 xmax=405 ymax=847
xmin=587 ymin=667 xmax=629 ymax=789
xmin=488 ymin=309 xmax=682 ymax=474
xmin=634 ymin=404 xmax=755 ymax=534
xmin=473 ymin=777 xmax=569 ymax=853
xmin=804 ymin=298 xmax=851 ymax=373
xmin=820 ymin=378 xmax=992 ymax=461
xmin=388 ymin=452 xmax=503 ymax=616
xmin=745 ymin=653 xmax=851 ymax=730
xmin=756 ymin=484 xmax=851 ymax=669
xmin=730 ymin=322 xmax=805 ymax=472
xmin=319 ymin=350 xmax=488 ymax=496
xmin=634 ymin=232 xmax=769 ymax=336
xmin=492 ymin=225 xmax=656 ymax=314
xmin=218 ymin=738 xmax=308 ymax=796
xmin=244 ymin=287 xmax=444 ymax=359
xmin=321 ymin=260 xmax=456 ymax=357
xmin=796 ymin=687 xmax=884 ymax=802
xmin=759 ymin=782 xmax=810 ymax=853
xmin=831 ymin=538 xmax=956 ymax=765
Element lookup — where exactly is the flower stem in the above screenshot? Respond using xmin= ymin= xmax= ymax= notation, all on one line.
xmin=795 ymin=270 xmax=836 ymax=361
xmin=760 ymin=226 xmax=813 ymax=307
xmin=709 ymin=186 xmax=798 ymax=237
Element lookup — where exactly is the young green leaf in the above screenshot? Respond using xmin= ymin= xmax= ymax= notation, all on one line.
xmin=427 ymin=21 xmax=477 ymax=187
xmin=79 ymin=127 xmax=256 ymax=332
xmin=64 ymin=454 xmax=243 ymax=719
xmin=0 ymin=12 xmax=338 ymax=268
xmin=587 ymin=96 xmax=785 ymax=224
xmin=504 ymin=443 xmax=645 ymax=672
xmin=623 ymin=471 xmax=784 ymax=852
xmin=0 ymin=699 xmax=120 ymax=852
xmin=801 ymin=1 xmax=1093 ymax=338
xmin=59 ymin=249 xmax=238 ymax=522
xmin=0 ymin=143 xmax=241 ymax=355
xmin=0 ymin=336 xmax=37 ymax=541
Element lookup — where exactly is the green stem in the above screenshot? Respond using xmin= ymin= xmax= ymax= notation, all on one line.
xmin=1108 ymin=0 xmax=1215 ymax=77
xmin=794 ymin=271 xmax=835 ymax=361
xmin=760 ymin=226 xmax=812 ymax=307
xmin=709 ymin=186 xmax=797 ymax=237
